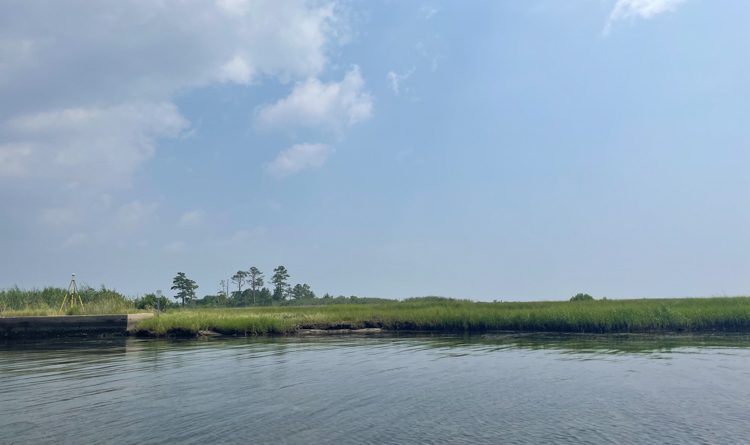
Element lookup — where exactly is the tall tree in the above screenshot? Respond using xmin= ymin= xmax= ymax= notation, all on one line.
xmin=271 ymin=265 xmax=290 ymax=301
xmin=231 ymin=270 xmax=248 ymax=294
xmin=248 ymin=267 xmax=264 ymax=291
xmin=248 ymin=267 xmax=264 ymax=305
xmin=217 ymin=280 xmax=229 ymax=305
xmin=218 ymin=280 xmax=228 ymax=297
xmin=171 ymin=272 xmax=198 ymax=306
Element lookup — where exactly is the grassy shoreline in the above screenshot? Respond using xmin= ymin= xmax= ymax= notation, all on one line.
xmin=134 ymin=297 xmax=750 ymax=337
xmin=0 ymin=286 xmax=136 ymax=316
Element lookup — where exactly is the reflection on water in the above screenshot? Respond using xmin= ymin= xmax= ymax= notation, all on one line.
xmin=2 ymin=334 xmax=750 ymax=444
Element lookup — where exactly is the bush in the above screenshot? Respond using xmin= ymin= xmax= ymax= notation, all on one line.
xmin=570 ymin=293 xmax=595 ymax=302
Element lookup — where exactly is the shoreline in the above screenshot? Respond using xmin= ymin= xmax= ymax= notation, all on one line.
xmin=4 ymin=313 xmax=747 ymax=340
xmin=132 ymin=326 xmax=750 ymax=339
xmin=5 ymin=295 xmax=750 ymax=339
xmin=0 ymin=314 xmax=153 ymax=339
xmin=2 ymin=315 xmax=750 ymax=340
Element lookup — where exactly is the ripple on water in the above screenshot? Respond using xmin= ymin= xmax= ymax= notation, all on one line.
xmin=2 ymin=335 xmax=750 ymax=444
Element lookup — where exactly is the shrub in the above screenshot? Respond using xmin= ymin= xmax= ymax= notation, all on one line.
xmin=570 ymin=293 xmax=595 ymax=302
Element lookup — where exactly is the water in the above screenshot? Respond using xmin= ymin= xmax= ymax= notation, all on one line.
xmin=2 ymin=333 xmax=750 ymax=444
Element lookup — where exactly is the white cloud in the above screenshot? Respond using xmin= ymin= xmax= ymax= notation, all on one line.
xmin=386 ymin=68 xmax=416 ymax=96
xmin=267 ymin=143 xmax=332 ymax=177
xmin=0 ymin=1 xmax=339 ymax=112
xmin=257 ymin=66 xmax=372 ymax=132
xmin=0 ymin=1 xmax=343 ymax=189
xmin=214 ymin=1 xmax=338 ymax=81
xmin=2 ymin=103 xmax=188 ymax=187
xmin=219 ymin=55 xmax=255 ymax=85
xmin=604 ymin=0 xmax=686 ymax=34
xmin=179 ymin=209 xmax=205 ymax=227
xmin=0 ymin=1 xmax=359 ymax=259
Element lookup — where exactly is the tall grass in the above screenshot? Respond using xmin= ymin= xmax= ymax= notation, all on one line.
xmin=136 ymin=296 xmax=750 ymax=336
xmin=0 ymin=286 xmax=135 ymax=316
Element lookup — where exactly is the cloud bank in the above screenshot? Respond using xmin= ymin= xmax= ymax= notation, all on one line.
xmin=2 ymin=103 xmax=188 ymax=187
xmin=0 ymin=0 xmax=343 ymax=190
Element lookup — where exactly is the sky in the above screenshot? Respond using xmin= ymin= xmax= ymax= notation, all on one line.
xmin=1 ymin=0 xmax=749 ymax=301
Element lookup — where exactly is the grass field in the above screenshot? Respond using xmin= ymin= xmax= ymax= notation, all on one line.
xmin=5 ymin=287 xmax=750 ymax=336
xmin=0 ymin=286 xmax=136 ymax=316
xmin=135 ymin=297 xmax=750 ymax=336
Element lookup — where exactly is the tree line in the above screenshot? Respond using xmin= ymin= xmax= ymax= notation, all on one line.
xmin=137 ymin=265 xmax=324 ymax=309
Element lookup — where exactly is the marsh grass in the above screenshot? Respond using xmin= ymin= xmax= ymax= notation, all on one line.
xmin=0 ymin=286 xmax=135 ymax=316
xmin=136 ymin=297 xmax=750 ymax=336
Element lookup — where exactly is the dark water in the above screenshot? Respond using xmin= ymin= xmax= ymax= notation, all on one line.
xmin=2 ymin=334 xmax=750 ymax=444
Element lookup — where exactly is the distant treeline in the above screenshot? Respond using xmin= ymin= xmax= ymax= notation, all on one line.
xmin=135 ymin=290 xmax=393 ymax=311
xmin=158 ymin=265 xmax=391 ymax=310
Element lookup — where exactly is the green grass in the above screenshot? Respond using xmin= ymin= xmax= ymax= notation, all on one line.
xmin=136 ymin=296 xmax=750 ymax=336
xmin=5 ymin=288 xmax=750 ymax=336
xmin=0 ymin=286 xmax=136 ymax=316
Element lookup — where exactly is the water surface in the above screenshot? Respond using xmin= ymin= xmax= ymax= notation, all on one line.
xmin=2 ymin=333 xmax=750 ymax=444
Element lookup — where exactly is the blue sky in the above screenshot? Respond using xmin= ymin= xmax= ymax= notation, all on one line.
xmin=1 ymin=0 xmax=749 ymax=300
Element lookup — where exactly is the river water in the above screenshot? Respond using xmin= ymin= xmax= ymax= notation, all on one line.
xmin=1 ymin=333 xmax=750 ymax=444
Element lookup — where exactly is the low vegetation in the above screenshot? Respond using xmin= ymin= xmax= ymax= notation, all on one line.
xmin=0 ymin=286 xmax=135 ymax=316
xmin=136 ymin=296 xmax=750 ymax=336
xmin=5 ymin=280 xmax=750 ymax=338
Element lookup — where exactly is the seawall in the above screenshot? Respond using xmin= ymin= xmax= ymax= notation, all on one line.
xmin=0 ymin=314 xmax=153 ymax=338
